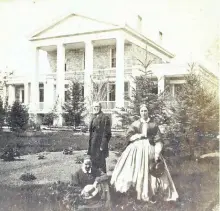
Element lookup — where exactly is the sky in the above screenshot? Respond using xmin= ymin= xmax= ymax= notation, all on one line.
xmin=0 ymin=0 xmax=219 ymax=74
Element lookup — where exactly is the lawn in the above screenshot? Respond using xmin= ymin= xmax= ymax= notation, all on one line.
xmin=0 ymin=131 xmax=219 ymax=211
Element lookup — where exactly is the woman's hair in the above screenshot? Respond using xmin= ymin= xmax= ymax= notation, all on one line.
xmin=140 ymin=104 xmax=148 ymax=111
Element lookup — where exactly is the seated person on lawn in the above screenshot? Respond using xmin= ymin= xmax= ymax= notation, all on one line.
xmin=71 ymin=155 xmax=111 ymax=208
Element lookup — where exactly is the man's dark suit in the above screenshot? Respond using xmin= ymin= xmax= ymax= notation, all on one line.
xmin=88 ymin=111 xmax=111 ymax=173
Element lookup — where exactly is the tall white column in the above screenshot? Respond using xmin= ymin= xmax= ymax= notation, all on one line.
xmin=115 ymin=35 xmax=125 ymax=108
xmin=55 ymin=44 xmax=65 ymax=126
xmin=8 ymin=85 xmax=15 ymax=106
xmin=84 ymin=40 xmax=93 ymax=105
xmin=158 ymin=75 xmax=165 ymax=95
xmin=31 ymin=47 xmax=40 ymax=114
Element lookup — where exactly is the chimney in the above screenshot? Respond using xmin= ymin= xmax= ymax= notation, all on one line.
xmin=137 ymin=15 xmax=142 ymax=33
xmin=158 ymin=31 xmax=163 ymax=45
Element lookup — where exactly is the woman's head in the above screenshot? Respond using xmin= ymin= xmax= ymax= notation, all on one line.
xmin=140 ymin=104 xmax=149 ymax=120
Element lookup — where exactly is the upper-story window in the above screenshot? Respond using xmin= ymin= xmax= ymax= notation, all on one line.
xmin=111 ymin=48 xmax=116 ymax=68
xmin=39 ymin=84 xmax=44 ymax=102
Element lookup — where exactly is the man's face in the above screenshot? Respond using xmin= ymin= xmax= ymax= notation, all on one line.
xmin=83 ymin=160 xmax=92 ymax=172
xmin=93 ymin=103 xmax=101 ymax=114
xmin=140 ymin=107 xmax=148 ymax=120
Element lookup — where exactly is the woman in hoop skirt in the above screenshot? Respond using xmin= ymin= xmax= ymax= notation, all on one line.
xmin=110 ymin=104 xmax=178 ymax=203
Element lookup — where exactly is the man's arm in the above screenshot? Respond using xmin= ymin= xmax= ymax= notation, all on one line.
xmin=71 ymin=171 xmax=83 ymax=193
xmin=100 ymin=115 xmax=111 ymax=151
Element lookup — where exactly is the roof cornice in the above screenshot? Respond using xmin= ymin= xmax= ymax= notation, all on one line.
xmin=123 ymin=25 xmax=175 ymax=58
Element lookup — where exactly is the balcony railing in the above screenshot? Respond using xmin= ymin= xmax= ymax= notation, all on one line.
xmin=100 ymin=101 xmax=115 ymax=110
xmin=100 ymin=101 xmax=130 ymax=110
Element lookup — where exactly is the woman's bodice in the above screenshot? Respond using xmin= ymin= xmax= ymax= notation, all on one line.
xmin=126 ymin=119 xmax=162 ymax=145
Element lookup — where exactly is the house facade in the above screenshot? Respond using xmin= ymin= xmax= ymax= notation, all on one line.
xmin=2 ymin=13 xmax=218 ymax=126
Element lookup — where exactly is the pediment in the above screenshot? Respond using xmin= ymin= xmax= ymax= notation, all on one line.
xmin=31 ymin=13 xmax=118 ymax=40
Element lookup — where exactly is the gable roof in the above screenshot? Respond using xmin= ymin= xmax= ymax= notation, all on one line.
xmin=30 ymin=12 xmax=120 ymax=40
xmin=30 ymin=12 xmax=174 ymax=58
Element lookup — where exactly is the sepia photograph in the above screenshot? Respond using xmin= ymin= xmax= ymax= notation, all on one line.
xmin=0 ymin=0 xmax=219 ymax=210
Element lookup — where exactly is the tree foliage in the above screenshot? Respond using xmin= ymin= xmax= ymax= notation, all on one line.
xmin=164 ymin=63 xmax=219 ymax=156
xmin=8 ymin=101 xmax=29 ymax=132
xmin=114 ymin=46 xmax=167 ymax=128
xmin=62 ymin=80 xmax=85 ymax=128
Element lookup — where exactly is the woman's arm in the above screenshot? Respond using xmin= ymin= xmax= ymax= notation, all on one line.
xmin=154 ymin=125 xmax=163 ymax=161
xmin=126 ymin=121 xmax=143 ymax=143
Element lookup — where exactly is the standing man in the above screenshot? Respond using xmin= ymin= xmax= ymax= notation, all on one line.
xmin=88 ymin=102 xmax=112 ymax=173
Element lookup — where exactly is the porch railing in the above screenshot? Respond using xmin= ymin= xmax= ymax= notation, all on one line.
xmin=38 ymin=102 xmax=44 ymax=111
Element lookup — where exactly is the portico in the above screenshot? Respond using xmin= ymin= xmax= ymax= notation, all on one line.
xmin=31 ymin=33 xmax=130 ymax=125
xmin=1 ymin=12 xmax=175 ymax=126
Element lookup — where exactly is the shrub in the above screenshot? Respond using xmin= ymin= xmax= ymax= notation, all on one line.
xmin=8 ymin=101 xmax=29 ymax=132
xmin=47 ymin=181 xmax=81 ymax=210
xmin=42 ymin=112 xmax=58 ymax=128
xmin=19 ymin=173 xmax=37 ymax=181
xmin=0 ymin=144 xmax=20 ymax=161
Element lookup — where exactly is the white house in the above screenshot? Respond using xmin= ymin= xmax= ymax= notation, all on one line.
xmin=2 ymin=12 xmax=218 ymax=126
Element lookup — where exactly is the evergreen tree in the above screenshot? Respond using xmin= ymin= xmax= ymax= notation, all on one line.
xmin=8 ymin=101 xmax=29 ymax=132
xmin=165 ymin=64 xmax=219 ymax=157
xmin=114 ymin=46 xmax=168 ymax=128
xmin=0 ymin=97 xmax=5 ymax=130
xmin=62 ymin=80 xmax=85 ymax=128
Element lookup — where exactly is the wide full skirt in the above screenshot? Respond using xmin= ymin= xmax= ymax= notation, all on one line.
xmin=110 ymin=139 xmax=179 ymax=201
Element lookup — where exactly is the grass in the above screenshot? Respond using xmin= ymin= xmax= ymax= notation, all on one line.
xmin=0 ymin=131 xmax=127 ymax=156
xmin=0 ymin=156 xmax=218 ymax=211
xmin=0 ymin=131 xmax=219 ymax=210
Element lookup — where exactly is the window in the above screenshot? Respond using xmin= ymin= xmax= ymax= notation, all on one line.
xmin=39 ymin=84 xmax=44 ymax=102
xmin=111 ymin=48 xmax=116 ymax=68
xmin=64 ymin=84 xmax=69 ymax=102
xmin=108 ymin=84 xmax=115 ymax=101
xmin=83 ymin=51 xmax=85 ymax=70
xmin=21 ymin=89 xmax=24 ymax=103
xmin=124 ymin=82 xmax=129 ymax=99
xmin=151 ymin=86 xmax=158 ymax=94
xmin=81 ymin=85 xmax=84 ymax=98
xmin=15 ymin=87 xmax=25 ymax=103
xmin=174 ymin=84 xmax=183 ymax=96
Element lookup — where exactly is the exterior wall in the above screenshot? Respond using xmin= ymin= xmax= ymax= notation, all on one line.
xmin=93 ymin=46 xmax=111 ymax=69
xmin=46 ymin=44 xmax=140 ymax=72
xmin=66 ymin=49 xmax=84 ymax=71
xmin=197 ymin=66 xmax=218 ymax=91
xmin=47 ymin=51 xmax=57 ymax=72
xmin=131 ymin=44 xmax=163 ymax=66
